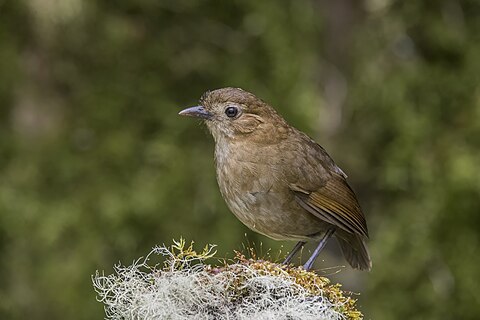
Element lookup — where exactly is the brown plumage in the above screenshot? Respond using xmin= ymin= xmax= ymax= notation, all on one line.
xmin=179 ymin=87 xmax=372 ymax=271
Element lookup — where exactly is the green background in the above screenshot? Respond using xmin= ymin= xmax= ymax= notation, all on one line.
xmin=1 ymin=0 xmax=479 ymax=319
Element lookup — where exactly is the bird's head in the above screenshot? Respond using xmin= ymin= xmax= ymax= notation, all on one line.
xmin=179 ymin=87 xmax=287 ymax=142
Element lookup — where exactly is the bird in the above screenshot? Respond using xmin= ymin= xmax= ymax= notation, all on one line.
xmin=179 ymin=87 xmax=371 ymax=271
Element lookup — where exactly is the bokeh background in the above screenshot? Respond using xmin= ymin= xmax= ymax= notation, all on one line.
xmin=1 ymin=0 xmax=480 ymax=319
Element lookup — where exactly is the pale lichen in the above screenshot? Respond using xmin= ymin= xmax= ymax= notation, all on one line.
xmin=93 ymin=238 xmax=363 ymax=320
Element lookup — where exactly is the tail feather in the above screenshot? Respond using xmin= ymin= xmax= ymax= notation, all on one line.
xmin=336 ymin=233 xmax=372 ymax=271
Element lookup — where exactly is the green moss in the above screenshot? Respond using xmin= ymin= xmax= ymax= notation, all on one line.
xmin=139 ymin=239 xmax=364 ymax=320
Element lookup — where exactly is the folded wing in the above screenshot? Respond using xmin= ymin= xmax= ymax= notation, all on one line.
xmin=290 ymin=176 xmax=368 ymax=237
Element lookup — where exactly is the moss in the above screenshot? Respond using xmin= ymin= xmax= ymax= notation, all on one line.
xmin=93 ymin=238 xmax=363 ymax=320
xmin=215 ymin=252 xmax=363 ymax=320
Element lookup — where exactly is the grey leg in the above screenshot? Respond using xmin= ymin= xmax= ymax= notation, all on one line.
xmin=283 ymin=241 xmax=306 ymax=264
xmin=303 ymin=228 xmax=336 ymax=271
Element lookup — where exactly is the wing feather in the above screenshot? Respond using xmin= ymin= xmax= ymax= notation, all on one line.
xmin=290 ymin=176 xmax=368 ymax=237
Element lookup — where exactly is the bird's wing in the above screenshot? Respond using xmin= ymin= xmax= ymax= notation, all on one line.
xmin=289 ymin=176 xmax=368 ymax=237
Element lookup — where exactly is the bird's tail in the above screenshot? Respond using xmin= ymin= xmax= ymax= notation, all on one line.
xmin=336 ymin=233 xmax=372 ymax=271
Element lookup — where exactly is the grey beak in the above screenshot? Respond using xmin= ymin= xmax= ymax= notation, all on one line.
xmin=178 ymin=106 xmax=213 ymax=120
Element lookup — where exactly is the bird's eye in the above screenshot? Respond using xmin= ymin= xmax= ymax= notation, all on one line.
xmin=225 ymin=106 xmax=239 ymax=118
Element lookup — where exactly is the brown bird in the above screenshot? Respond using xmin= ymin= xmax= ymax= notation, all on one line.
xmin=179 ymin=87 xmax=371 ymax=271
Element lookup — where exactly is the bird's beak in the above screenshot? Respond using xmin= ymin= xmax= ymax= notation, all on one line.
xmin=178 ymin=105 xmax=213 ymax=120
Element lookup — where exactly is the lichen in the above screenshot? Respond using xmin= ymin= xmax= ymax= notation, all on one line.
xmin=93 ymin=238 xmax=363 ymax=320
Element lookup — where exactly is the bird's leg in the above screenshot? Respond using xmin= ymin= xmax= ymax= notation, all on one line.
xmin=283 ymin=241 xmax=306 ymax=264
xmin=303 ymin=228 xmax=336 ymax=271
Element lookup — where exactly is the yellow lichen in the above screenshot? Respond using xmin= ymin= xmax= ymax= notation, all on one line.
xmin=94 ymin=239 xmax=364 ymax=320
xmin=225 ymin=252 xmax=363 ymax=320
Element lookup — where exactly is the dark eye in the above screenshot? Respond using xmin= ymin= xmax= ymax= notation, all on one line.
xmin=225 ymin=106 xmax=239 ymax=118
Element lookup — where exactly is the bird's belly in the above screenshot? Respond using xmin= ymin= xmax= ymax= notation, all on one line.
xmin=215 ymin=147 xmax=328 ymax=241
xmin=225 ymin=189 xmax=327 ymax=241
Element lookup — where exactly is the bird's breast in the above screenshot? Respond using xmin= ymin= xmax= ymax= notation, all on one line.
xmin=214 ymin=142 xmax=327 ymax=240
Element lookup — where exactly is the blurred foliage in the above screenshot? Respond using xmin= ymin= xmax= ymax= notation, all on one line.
xmin=0 ymin=0 xmax=479 ymax=319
